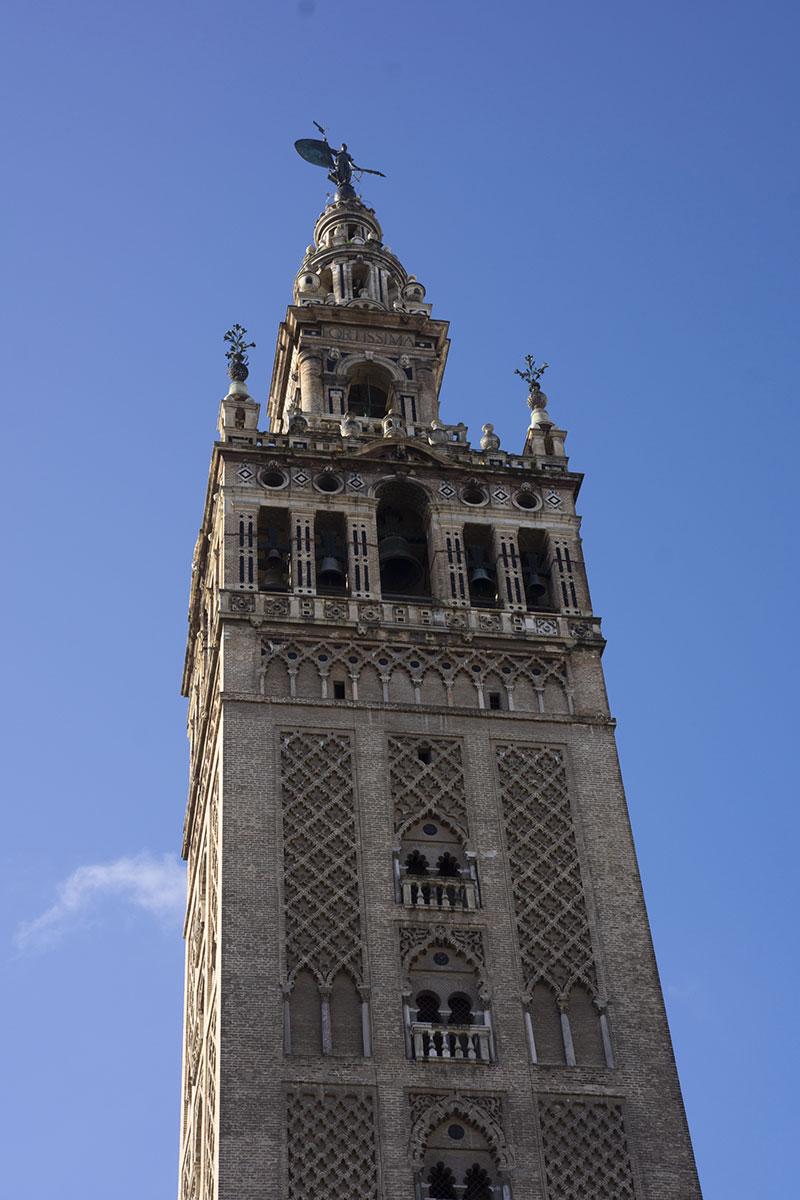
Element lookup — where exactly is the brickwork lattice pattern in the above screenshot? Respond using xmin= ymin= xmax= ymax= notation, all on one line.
xmin=496 ymin=744 xmax=596 ymax=996
xmin=539 ymin=1098 xmax=637 ymax=1199
xmin=286 ymin=1087 xmax=378 ymax=1200
xmin=389 ymin=735 xmax=468 ymax=837
xmin=280 ymin=731 xmax=363 ymax=985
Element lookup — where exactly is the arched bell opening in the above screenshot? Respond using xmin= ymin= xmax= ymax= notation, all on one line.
xmin=350 ymin=261 xmax=371 ymax=299
xmin=376 ymin=481 xmax=431 ymax=598
xmin=345 ymin=361 xmax=393 ymax=418
xmin=464 ymin=524 xmax=498 ymax=609
xmin=518 ymin=528 xmax=554 ymax=612
xmin=317 ymin=265 xmax=334 ymax=301
xmin=314 ymin=511 xmax=348 ymax=595
xmin=257 ymin=507 xmax=290 ymax=592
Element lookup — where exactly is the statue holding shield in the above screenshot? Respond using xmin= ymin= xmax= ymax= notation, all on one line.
xmin=295 ymin=123 xmax=385 ymax=199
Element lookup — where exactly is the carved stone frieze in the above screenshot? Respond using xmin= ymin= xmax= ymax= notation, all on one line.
xmin=263 ymin=597 xmax=290 ymax=617
xmin=229 ymin=593 xmax=256 ymax=612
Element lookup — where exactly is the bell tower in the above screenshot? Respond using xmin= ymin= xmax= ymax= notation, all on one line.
xmin=178 ymin=179 xmax=703 ymax=1200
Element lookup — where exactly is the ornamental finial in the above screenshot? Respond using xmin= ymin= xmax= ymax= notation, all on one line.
xmin=224 ymin=324 xmax=256 ymax=383
xmin=514 ymin=355 xmax=549 ymax=410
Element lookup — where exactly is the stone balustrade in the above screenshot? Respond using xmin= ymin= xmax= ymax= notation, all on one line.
xmin=401 ymin=874 xmax=478 ymax=912
xmin=410 ymin=1021 xmax=491 ymax=1063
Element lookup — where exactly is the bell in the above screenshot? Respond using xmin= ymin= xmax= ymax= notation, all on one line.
xmin=379 ymin=535 xmax=423 ymax=591
xmin=467 ymin=546 xmax=496 ymax=601
xmin=262 ymin=547 xmax=286 ymax=591
xmin=317 ymin=555 xmax=345 ymax=587
xmin=468 ymin=564 xmax=496 ymax=600
xmin=522 ymin=553 xmax=548 ymax=601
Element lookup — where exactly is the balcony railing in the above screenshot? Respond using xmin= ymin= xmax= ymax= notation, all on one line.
xmin=411 ymin=1022 xmax=491 ymax=1063
xmin=418 ymin=1186 xmax=506 ymax=1199
xmin=401 ymin=874 xmax=478 ymax=912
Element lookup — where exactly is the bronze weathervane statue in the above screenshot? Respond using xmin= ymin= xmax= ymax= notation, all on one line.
xmin=294 ymin=122 xmax=385 ymax=200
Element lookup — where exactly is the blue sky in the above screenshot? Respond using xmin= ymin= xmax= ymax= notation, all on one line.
xmin=2 ymin=1 xmax=798 ymax=1196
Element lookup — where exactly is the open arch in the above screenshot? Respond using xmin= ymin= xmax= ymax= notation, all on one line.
xmin=375 ymin=479 xmax=431 ymax=599
xmin=343 ymin=360 xmax=393 ymax=418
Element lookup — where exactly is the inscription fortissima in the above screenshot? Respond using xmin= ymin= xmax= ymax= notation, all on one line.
xmin=325 ymin=325 xmax=416 ymax=347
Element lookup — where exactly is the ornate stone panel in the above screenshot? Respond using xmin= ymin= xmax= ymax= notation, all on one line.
xmin=407 ymin=1090 xmax=513 ymax=1170
xmin=389 ymin=735 xmax=468 ymax=837
xmin=286 ymin=1087 xmax=379 ymax=1200
xmin=495 ymin=744 xmax=597 ymax=997
xmin=538 ymin=1097 xmax=637 ymax=1199
xmin=280 ymin=731 xmax=363 ymax=985
xmin=399 ymin=924 xmax=486 ymax=979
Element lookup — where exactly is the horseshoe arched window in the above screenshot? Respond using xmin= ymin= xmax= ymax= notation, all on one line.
xmin=420 ymin=1119 xmax=503 ymax=1199
xmin=398 ymin=817 xmax=478 ymax=911
xmin=407 ymin=946 xmax=492 ymax=1063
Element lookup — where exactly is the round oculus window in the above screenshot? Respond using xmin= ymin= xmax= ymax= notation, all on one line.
xmin=433 ymin=951 xmax=450 ymax=966
xmin=314 ymin=472 xmax=343 ymax=493
xmin=513 ymin=488 xmax=540 ymax=510
xmin=423 ymin=823 xmax=438 ymax=836
xmin=448 ymin=1124 xmax=465 ymax=1141
xmin=461 ymin=485 xmax=487 ymax=505
xmin=259 ymin=468 xmax=287 ymax=489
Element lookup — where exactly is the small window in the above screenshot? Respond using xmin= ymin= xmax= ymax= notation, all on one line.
xmin=488 ymin=692 xmax=502 ymax=711
xmin=418 ymin=746 xmax=433 ymax=764
xmin=333 ymin=680 xmax=346 ymax=700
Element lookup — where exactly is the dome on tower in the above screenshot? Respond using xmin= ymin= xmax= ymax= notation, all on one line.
xmin=292 ymin=196 xmax=431 ymax=315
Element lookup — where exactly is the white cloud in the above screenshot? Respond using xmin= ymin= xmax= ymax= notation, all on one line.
xmin=15 ymin=852 xmax=186 ymax=950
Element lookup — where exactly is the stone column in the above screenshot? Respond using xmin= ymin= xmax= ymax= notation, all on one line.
xmin=346 ymin=507 xmax=380 ymax=600
xmin=550 ymin=534 xmax=589 ymax=614
xmin=492 ymin=525 xmax=526 ymax=611
xmin=428 ymin=516 xmax=469 ymax=606
xmin=297 ymin=347 xmax=324 ymax=415
xmin=559 ymin=1000 xmax=577 ymax=1066
xmin=358 ymin=987 xmax=372 ymax=1058
xmin=227 ymin=501 xmax=260 ymax=592
xmin=289 ymin=508 xmax=315 ymax=595
xmin=320 ymin=985 xmax=332 ymax=1055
